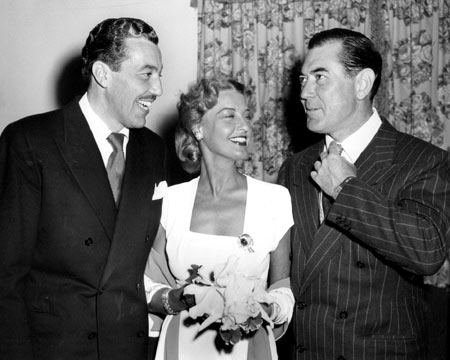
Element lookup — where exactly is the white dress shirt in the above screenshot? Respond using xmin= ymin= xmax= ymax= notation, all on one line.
xmin=319 ymin=109 xmax=382 ymax=223
xmin=79 ymin=93 xmax=129 ymax=167
xmin=325 ymin=108 xmax=382 ymax=164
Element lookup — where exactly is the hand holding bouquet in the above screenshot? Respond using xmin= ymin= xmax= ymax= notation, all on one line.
xmin=183 ymin=256 xmax=275 ymax=345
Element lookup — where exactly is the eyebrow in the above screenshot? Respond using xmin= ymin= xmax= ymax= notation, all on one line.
xmin=216 ymin=107 xmax=250 ymax=114
xmin=303 ymin=66 xmax=328 ymax=75
xmin=138 ymin=64 xmax=163 ymax=73
xmin=217 ymin=107 xmax=236 ymax=114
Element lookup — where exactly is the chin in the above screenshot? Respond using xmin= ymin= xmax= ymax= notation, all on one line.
xmin=129 ymin=117 xmax=147 ymax=129
xmin=237 ymin=151 xmax=249 ymax=160
xmin=306 ymin=119 xmax=324 ymax=134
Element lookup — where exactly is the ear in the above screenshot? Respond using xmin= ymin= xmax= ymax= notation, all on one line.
xmin=191 ymin=126 xmax=204 ymax=141
xmin=91 ymin=61 xmax=110 ymax=88
xmin=354 ymin=68 xmax=375 ymax=101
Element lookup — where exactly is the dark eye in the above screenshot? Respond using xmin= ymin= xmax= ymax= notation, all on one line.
xmin=315 ymin=74 xmax=326 ymax=83
xmin=142 ymin=70 xmax=160 ymax=79
xmin=222 ymin=111 xmax=235 ymax=119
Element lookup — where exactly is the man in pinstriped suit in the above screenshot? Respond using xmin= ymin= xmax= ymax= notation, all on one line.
xmin=278 ymin=28 xmax=450 ymax=359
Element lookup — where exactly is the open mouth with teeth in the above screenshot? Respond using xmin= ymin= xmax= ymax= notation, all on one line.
xmin=136 ymin=96 xmax=156 ymax=111
xmin=229 ymin=136 xmax=247 ymax=146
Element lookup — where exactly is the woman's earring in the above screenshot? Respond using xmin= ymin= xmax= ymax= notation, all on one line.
xmin=192 ymin=129 xmax=203 ymax=141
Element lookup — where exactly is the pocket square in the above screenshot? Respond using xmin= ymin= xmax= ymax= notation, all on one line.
xmin=152 ymin=181 xmax=168 ymax=200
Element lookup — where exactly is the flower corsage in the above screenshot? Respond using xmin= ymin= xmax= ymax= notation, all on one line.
xmin=183 ymin=256 xmax=274 ymax=346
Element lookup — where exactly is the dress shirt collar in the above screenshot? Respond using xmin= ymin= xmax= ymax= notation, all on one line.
xmin=325 ymin=108 xmax=382 ymax=164
xmin=79 ymin=93 xmax=129 ymax=165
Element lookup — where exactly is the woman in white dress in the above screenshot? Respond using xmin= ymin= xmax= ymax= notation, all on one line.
xmin=145 ymin=78 xmax=294 ymax=360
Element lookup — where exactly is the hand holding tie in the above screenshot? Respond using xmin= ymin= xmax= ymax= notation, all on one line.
xmin=311 ymin=141 xmax=357 ymax=199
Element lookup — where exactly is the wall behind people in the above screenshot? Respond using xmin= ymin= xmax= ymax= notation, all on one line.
xmin=0 ymin=0 xmax=197 ymax=137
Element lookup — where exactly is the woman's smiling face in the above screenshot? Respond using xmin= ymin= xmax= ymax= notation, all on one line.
xmin=199 ymin=89 xmax=252 ymax=162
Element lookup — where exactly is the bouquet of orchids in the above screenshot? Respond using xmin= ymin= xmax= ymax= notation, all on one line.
xmin=183 ymin=256 xmax=274 ymax=345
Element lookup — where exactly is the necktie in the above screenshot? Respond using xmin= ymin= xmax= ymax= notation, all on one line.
xmin=106 ymin=133 xmax=125 ymax=205
xmin=318 ymin=142 xmax=352 ymax=224
xmin=318 ymin=141 xmax=339 ymax=224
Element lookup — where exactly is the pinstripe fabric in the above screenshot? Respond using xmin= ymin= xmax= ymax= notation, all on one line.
xmin=278 ymin=120 xmax=450 ymax=360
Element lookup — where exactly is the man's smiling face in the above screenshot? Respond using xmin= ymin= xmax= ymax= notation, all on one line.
xmin=105 ymin=37 xmax=163 ymax=131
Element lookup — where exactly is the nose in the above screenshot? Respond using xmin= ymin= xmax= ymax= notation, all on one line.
xmin=236 ymin=113 xmax=250 ymax=132
xmin=150 ymin=76 xmax=163 ymax=97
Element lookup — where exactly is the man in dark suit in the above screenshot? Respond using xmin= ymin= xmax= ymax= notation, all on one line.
xmin=278 ymin=28 xmax=450 ymax=359
xmin=0 ymin=18 xmax=167 ymax=360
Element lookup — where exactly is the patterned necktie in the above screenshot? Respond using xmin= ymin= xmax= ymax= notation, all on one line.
xmin=106 ymin=133 xmax=125 ymax=205
xmin=318 ymin=141 xmax=339 ymax=224
xmin=318 ymin=142 xmax=352 ymax=224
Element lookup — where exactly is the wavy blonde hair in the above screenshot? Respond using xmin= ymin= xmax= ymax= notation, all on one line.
xmin=175 ymin=77 xmax=249 ymax=174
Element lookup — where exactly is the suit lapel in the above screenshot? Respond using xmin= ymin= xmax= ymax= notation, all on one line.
xmin=292 ymin=142 xmax=323 ymax=250
xmin=100 ymin=128 xmax=161 ymax=282
xmin=55 ymin=100 xmax=117 ymax=240
xmin=299 ymin=120 xmax=399 ymax=295
xmin=290 ymin=142 xmax=323 ymax=290
xmin=117 ymin=128 xmax=159 ymax=224
xmin=354 ymin=119 xmax=398 ymax=185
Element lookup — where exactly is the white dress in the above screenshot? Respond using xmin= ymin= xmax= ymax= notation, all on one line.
xmin=154 ymin=176 xmax=293 ymax=360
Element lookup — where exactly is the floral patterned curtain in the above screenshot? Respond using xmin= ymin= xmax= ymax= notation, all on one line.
xmin=378 ymin=0 xmax=450 ymax=289
xmin=196 ymin=0 xmax=450 ymax=286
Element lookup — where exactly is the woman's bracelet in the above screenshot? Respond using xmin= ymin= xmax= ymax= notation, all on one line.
xmin=161 ymin=288 xmax=179 ymax=315
xmin=269 ymin=301 xmax=281 ymax=322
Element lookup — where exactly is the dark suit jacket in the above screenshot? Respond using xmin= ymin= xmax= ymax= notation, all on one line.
xmin=0 ymin=99 xmax=167 ymax=360
xmin=278 ymin=120 xmax=450 ymax=360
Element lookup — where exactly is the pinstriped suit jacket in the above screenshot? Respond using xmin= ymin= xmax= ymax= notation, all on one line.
xmin=278 ymin=120 xmax=450 ymax=360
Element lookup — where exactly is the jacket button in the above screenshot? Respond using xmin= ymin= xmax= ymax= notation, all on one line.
xmin=338 ymin=311 xmax=348 ymax=319
xmin=296 ymin=344 xmax=307 ymax=353
xmin=88 ymin=332 xmax=97 ymax=340
xmin=145 ymin=235 xmax=150 ymax=243
xmin=84 ymin=237 xmax=93 ymax=246
xmin=342 ymin=219 xmax=352 ymax=231
xmin=297 ymin=302 xmax=307 ymax=310
xmin=356 ymin=261 xmax=365 ymax=268
xmin=136 ymin=283 xmax=141 ymax=291
xmin=137 ymin=331 xmax=146 ymax=338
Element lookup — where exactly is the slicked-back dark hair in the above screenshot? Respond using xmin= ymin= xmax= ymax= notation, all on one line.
xmin=81 ymin=17 xmax=158 ymax=83
xmin=308 ymin=28 xmax=382 ymax=101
